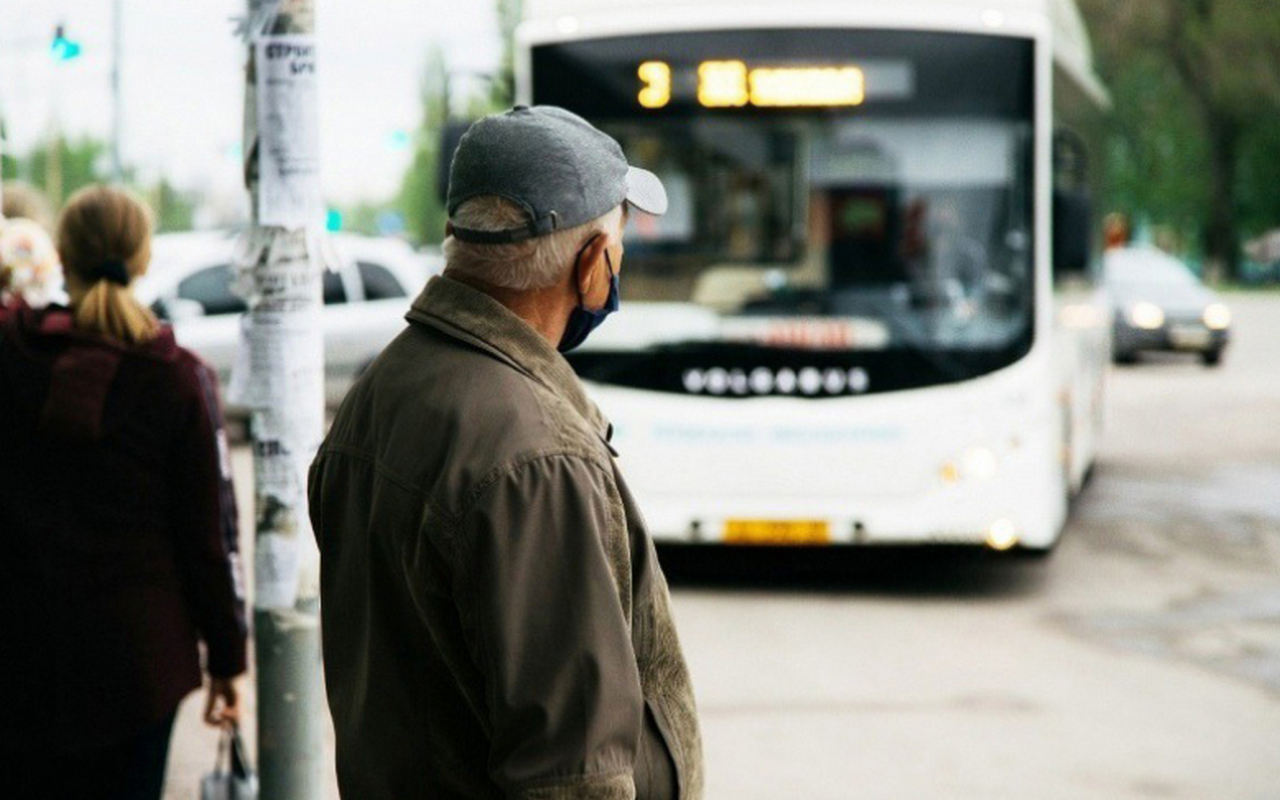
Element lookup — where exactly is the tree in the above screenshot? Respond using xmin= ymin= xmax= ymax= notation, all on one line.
xmin=393 ymin=0 xmax=523 ymax=245
xmin=4 ymin=134 xmax=199 ymax=232
xmin=22 ymin=135 xmax=111 ymax=209
xmin=396 ymin=46 xmax=451 ymax=245
xmin=1236 ymin=113 xmax=1280 ymax=242
xmin=148 ymin=178 xmax=197 ymax=233
xmin=1080 ymin=0 xmax=1280 ymax=276
xmin=0 ymin=116 xmax=17 ymax=182
xmin=492 ymin=0 xmax=523 ymax=107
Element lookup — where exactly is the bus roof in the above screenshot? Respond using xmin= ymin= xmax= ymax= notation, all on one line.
xmin=522 ymin=0 xmax=1108 ymax=107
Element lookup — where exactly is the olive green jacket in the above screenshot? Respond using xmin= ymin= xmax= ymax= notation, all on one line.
xmin=308 ymin=275 xmax=703 ymax=799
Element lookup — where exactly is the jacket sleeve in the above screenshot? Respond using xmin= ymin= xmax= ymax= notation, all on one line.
xmin=170 ymin=360 xmax=248 ymax=678
xmin=455 ymin=453 xmax=642 ymax=800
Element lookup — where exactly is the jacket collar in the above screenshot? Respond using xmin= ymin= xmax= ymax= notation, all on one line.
xmin=405 ymin=275 xmax=609 ymax=436
xmin=3 ymin=301 xmax=179 ymax=360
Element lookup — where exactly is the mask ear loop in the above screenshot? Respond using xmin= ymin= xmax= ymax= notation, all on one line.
xmin=572 ymin=233 xmax=612 ymax=308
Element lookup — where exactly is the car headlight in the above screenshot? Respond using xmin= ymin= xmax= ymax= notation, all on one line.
xmin=1126 ymin=301 xmax=1165 ymax=330
xmin=1203 ymin=302 xmax=1231 ymax=330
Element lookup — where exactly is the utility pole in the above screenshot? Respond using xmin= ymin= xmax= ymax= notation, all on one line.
xmin=110 ymin=0 xmax=123 ymax=183
xmin=48 ymin=22 xmax=81 ymax=206
xmin=234 ymin=0 xmax=324 ymax=796
xmin=1 ymin=110 xmax=7 ymax=218
xmin=44 ymin=132 xmax=61 ymax=208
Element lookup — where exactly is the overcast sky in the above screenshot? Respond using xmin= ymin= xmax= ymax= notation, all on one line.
xmin=1 ymin=0 xmax=501 ymax=205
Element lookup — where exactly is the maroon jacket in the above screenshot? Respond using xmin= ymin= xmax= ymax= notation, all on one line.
xmin=0 ymin=302 xmax=246 ymax=750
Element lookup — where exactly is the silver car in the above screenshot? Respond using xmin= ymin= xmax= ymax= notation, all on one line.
xmin=1104 ymin=246 xmax=1232 ymax=366
xmin=135 ymin=230 xmax=439 ymax=408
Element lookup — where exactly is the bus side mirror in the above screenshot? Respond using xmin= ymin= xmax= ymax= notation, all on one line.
xmin=1053 ymin=189 xmax=1091 ymax=277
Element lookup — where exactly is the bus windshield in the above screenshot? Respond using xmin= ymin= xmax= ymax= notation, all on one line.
xmin=532 ymin=29 xmax=1036 ymax=396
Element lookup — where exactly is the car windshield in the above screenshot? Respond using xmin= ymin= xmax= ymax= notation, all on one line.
xmin=1106 ymin=249 xmax=1198 ymax=287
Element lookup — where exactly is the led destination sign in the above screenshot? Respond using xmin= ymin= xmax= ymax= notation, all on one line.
xmin=532 ymin=30 xmax=1028 ymax=120
xmin=638 ymin=59 xmax=887 ymax=110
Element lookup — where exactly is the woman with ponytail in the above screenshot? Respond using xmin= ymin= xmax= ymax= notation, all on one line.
xmin=56 ymin=184 xmax=160 ymax=345
xmin=0 ymin=186 xmax=247 ymax=799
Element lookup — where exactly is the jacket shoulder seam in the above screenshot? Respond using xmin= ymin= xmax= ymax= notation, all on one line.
xmin=453 ymin=448 xmax=612 ymax=524
xmin=317 ymin=442 xmax=455 ymax=522
xmin=508 ymin=765 xmax=634 ymax=793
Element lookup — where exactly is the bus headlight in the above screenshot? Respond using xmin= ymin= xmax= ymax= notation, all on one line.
xmin=985 ymin=518 xmax=1019 ymax=550
xmin=1126 ymin=301 xmax=1165 ymax=330
xmin=1203 ymin=302 xmax=1231 ymax=330
xmin=941 ymin=446 xmax=1000 ymax=484
xmin=962 ymin=447 xmax=999 ymax=481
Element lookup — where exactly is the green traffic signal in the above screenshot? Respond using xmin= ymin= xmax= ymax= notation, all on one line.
xmin=325 ymin=208 xmax=344 ymax=232
xmin=51 ymin=24 xmax=82 ymax=61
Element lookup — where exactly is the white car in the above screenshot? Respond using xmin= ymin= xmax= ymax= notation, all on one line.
xmin=135 ymin=230 xmax=439 ymax=409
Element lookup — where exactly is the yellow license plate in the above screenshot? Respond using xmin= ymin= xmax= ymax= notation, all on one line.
xmin=723 ymin=519 xmax=831 ymax=545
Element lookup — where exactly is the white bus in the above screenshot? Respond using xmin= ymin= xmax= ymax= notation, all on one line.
xmin=516 ymin=0 xmax=1111 ymax=552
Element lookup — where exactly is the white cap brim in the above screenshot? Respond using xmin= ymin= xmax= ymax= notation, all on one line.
xmin=625 ymin=166 xmax=668 ymax=216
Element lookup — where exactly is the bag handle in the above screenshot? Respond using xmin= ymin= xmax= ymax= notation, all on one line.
xmin=212 ymin=722 xmax=256 ymax=779
xmin=229 ymin=723 xmax=255 ymax=779
xmin=213 ymin=726 xmax=232 ymax=776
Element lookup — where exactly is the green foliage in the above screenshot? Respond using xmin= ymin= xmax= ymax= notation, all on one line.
xmin=334 ymin=201 xmax=385 ymax=237
xmin=1236 ymin=118 xmax=1280 ymax=238
xmin=147 ymin=179 xmax=197 ymax=233
xmin=1 ymin=118 xmax=17 ymax=182
xmin=394 ymin=23 xmax=511 ymax=246
xmin=395 ymin=46 xmax=450 ymax=246
xmin=6 ymin=134 xmax=196 ymax=233
xmin=1100 ymin=51 xmax=1209 ymax=244
xmin=492 ymin=0 xmax=523 ymax=107
xmin=22 ymin=135 xmax=110 ymax=209
xmin=1079 ymin=0 xmax=1280 ymax=273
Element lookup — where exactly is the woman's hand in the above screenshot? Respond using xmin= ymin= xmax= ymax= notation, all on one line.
xmin=204 ymin=676 xmax=242 ymax=727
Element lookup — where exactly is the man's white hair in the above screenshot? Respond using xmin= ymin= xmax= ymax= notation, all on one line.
xmin=443 ymin=196 xmax=623 ymax=291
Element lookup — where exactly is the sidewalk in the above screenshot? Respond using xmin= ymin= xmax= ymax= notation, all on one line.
xmin=163 ymin=445 xmax=340 ymax=798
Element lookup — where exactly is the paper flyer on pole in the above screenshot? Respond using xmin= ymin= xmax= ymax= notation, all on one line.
xmin=227 ymin=308 xmax=323 ymax=411
xmin=255 ymin=34 xmax=321 ymax=228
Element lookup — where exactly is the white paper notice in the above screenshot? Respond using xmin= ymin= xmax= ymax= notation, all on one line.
xmin=255 ymin=532 xmax=302 ymax=610
xmin=227 ymin=309 xmax=324 ymax=411
xmin=255 ymin=34 xmax=320 ymax=228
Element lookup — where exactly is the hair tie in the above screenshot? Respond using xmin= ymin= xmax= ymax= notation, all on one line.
xmin=97 ymin=258 xmax=130 ymax=286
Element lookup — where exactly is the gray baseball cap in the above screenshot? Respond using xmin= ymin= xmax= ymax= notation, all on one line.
xmin=446 ymin=105 xmax=667 ymax=244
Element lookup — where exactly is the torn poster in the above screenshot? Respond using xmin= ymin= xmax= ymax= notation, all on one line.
xmin=255 ymin=34 xmax=321 ymax=228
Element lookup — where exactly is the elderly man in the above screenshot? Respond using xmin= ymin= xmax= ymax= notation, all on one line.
xmin=309 ymin=106 xmax=703 ymax=799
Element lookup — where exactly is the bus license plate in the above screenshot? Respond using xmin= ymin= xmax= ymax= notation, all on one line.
xmin=723 ymin=519 xmax=831 ymax=545
xmin=1170 ymin=326 xmax=1211 ymax=349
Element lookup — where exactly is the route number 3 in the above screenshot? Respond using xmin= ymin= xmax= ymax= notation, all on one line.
xmin=638 ymin=61 xmax=672 ymax=109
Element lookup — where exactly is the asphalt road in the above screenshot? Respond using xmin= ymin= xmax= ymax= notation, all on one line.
xmin=165 ymin=294 xmax=1280 ymax=799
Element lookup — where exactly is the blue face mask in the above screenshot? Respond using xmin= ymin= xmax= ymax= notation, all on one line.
xmin=558 ymin=249 xmax=619 ymax=353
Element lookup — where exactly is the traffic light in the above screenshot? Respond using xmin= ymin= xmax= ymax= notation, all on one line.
xmin=51 ymin=24 xmax=82 ymax=61
xmin=325 ymin=208 xmax=344 ymax=232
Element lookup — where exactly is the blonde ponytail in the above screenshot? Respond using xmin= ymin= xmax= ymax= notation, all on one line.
xmin=56 ymin=185 xmax=159 ymax=346
xmin=72 ymin=280 xmax=158 ymax=344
